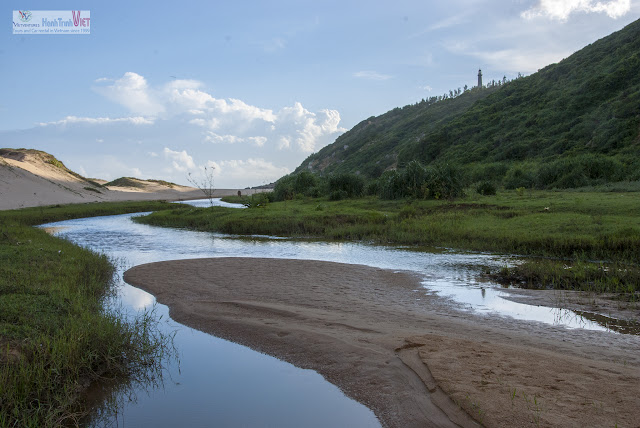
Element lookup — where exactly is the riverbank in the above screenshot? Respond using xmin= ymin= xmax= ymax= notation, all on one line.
xmin=0 ymin=201 xmax=187 ymax=426
xmin=124 ymin=257 xmax=640 ymax=428
xmin=136 ymin=191 xmax=640 ymax=295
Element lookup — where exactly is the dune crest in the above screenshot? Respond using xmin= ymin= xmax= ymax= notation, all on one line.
xmin=0 ymin=148 xmax=207 ymax=210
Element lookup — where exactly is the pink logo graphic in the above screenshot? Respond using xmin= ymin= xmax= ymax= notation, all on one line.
xmin=72 ymin=11 xmax=90 ymax=27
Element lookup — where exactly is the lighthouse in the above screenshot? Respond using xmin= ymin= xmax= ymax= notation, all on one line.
xmin=478 ymin=69 xmax=483 ymax=89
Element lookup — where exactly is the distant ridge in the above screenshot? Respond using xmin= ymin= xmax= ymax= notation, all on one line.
xmin=296 ymin=18 xmax=640 ymax=188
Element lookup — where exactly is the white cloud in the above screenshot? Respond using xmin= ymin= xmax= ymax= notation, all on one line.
xmin=39 ymin=116 xmax=154 ymax=126
xmin=471 ymin=48 xmax=573 ymax=73
xmin=163 ymin=147 xmax=196 ymax=172
xmin=207 ymin=158 xmax=290 ymax=185
xmin=205 ymin=133 xmax=245 ymax=144
xmin=353 ymin=70 xmax=392 ymax=81
xmin=90 ymin=72 xmax=344 ymax=155
xmin=248 ymin=136 xmax=267 ymax=147
xmin=11 ymin=72 xmax=346 ymax=188
xmin=94 ymin=72 xmax=165 ymax=116
xmin=522 ymin=0 xmax=631 ymax=21
xmin=276 ymin=103 xmax=346 ymax=152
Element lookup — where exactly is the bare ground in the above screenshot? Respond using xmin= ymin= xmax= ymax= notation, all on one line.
xmin=124 ymin=258 xmax=640 ymax=428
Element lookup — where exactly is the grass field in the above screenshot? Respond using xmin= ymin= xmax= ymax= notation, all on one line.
xmin=0 ymin=201 xmax=189 ymax=427
xmin=136 ymin=191 xmax=640 ymax=296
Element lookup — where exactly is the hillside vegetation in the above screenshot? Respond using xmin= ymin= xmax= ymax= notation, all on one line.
xmin=297 ymin=18 xmax=640 ymax=189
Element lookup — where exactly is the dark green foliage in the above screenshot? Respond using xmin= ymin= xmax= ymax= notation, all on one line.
xmin=504 ymin=165 xmax=536 ymax=189
xmin=476 ymin=181 xmax=497 ymax=196
xmin=378 ymin=170 xmax=404 ymax=199
xmin=294 ymin=19 xmax=640 ymax=190
xmin=377 ymin=162 xmax=465 ymax=200
xmin=243 ymin=192 xmax=270 ymax=208
xmin=327 ymin=173 xmax=365 ymax=198
xmin=329 ymin=190 xmax=349 ymax=201
xmin=272 ymin=171 xmax=320 ymax=201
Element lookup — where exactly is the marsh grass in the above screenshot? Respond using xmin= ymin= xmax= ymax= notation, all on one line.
xmin=135 ymin=190 xmax=639 ymax=295
xmin=0 ymin=201 xmax=187 ymax=427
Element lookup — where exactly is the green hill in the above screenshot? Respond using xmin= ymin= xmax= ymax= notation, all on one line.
xmin=296 ymin=18 xmax=640 ymax=189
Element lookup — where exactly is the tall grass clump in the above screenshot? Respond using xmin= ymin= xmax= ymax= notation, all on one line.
xmin=0 ymin=201 xmax=182 ymax=427
xmin=377 ymin=161 xmax=465 ymax=200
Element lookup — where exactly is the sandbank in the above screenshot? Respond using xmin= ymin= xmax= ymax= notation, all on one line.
xmin=124 ymin=257 xmax=640 ymax=427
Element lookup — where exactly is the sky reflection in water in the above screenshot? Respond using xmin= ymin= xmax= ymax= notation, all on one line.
xmin=39 ymin=198 xmax=618 ymax=426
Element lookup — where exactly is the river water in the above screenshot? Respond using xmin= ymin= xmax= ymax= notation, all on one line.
xmin=39 ymin=199 xmax=617 ymax=426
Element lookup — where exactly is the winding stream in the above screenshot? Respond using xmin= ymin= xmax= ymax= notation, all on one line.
xmin=39 ymin=199 xmax=622 ymax=426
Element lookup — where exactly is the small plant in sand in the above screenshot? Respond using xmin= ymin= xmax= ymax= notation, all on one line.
xmin=188 ymin=166 xmax=216 ymax=207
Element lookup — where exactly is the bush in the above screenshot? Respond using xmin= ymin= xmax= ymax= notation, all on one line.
xmin=327 ymin=173 xmax=365 ymax=198
xmin=476 ymin=180 xmax=497 ymax=196
xmin=378 ymin=162 xmax=465 ymax=200
xmin=504 ymin=165 xmax=535 ymax=189
xmin=243 ymin=192 xmax=269 ymax=208
xmin=379 ymin=170 xmax=404 ymax=199
xmin=423 ymin=163 xmax=465 ymax=199
xmin=329 ymin=189 xmax=348 ymax=201
xmin=272 ymin=171 xmax=320 ymax=201
xmin=365 ymin=180 xmax=381 ymax=196
xmin=403 ymin=161 xmax=427 ymax=197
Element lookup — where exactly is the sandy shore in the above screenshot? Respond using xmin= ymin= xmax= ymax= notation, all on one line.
xmin=124 ymin=258 xmax=640 ymax=428
xmin=0 ymin=148 xmax=262 ymax=210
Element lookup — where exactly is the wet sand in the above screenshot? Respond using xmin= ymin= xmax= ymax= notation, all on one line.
xmin=124 ymin=258 xmax=640 ymax=428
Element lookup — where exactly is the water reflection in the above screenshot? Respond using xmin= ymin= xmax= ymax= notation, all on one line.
xmin=41 ymin=200 xmax=380 ymax=428
xmin=38 ymin=198 xmax=633 ymax=426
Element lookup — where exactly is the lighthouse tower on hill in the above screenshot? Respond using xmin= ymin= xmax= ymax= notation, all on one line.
xmin=478 ymin=69 xmax=483 ymax=89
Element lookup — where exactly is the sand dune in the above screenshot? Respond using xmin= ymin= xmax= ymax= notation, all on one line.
xmin=0 ymin=148 xmax=242 ymax=210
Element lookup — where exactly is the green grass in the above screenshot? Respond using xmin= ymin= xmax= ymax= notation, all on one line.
xmin=0 ymin=201 xmax=189 ymax=427
xmin=135 ymin=191 xmax=640 ymax=295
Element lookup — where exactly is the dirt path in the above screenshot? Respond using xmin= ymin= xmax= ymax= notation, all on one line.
xmin=124 ymin=258 xmax=640 ymax=427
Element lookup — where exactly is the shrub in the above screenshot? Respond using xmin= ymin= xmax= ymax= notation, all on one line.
xmin=423 ymin=163 xmax=465 ymax=199
xmin=329 ymin=189 xmax=348 ymax=201
xmin=379 ymin=170 xmax=404 ymax=199
xmin=476 ymin=180 xmax=497 ymax=196
xmin=327 ymin=173 xmax=365 ymax=198
xmin=504 ymin=165 xmax=535 ymax=189
xmin=402 ymin=161 xmax=427 ymax=197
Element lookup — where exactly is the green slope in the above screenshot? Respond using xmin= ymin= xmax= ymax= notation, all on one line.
xmin=297 ymin=18 xmax=640 ymax=188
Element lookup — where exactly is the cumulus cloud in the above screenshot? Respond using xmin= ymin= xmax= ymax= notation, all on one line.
xmin=94 ymin=72 xmax=164 ymax=116
xmin=89 ymin=72 xmax=344 ymax=155
xmin=275 ymin=103 xmax=346 ymax=152
xmin=14 ymin=72 xmax=347 ymax=187
xmin=522 ymin=0 xmax=631 ymax=21
xmin=353 ymin=70 xmax=393 ymax=81
xmin=206 ymin=158 xmax=290 ymax=185
xmin=163 ymin=147 xmax=196 ymax=172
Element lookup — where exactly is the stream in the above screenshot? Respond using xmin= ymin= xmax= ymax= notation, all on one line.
xmin=39 ymin=199 xmax=622 ymax=427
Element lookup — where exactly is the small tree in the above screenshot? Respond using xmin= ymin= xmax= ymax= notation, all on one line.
xmin=188 ymin=166 xmax=216 ymax=207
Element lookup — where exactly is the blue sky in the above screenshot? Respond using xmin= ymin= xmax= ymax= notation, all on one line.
xmin=2 ymin=1 xmax=639 ymax=187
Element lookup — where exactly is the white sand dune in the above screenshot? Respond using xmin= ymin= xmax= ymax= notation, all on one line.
xmin=0 ymin=148 xmax=241 ymax=210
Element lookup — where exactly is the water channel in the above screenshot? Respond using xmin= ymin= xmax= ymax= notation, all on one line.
xmin=39 ymin=199 xmax=621 ymax=426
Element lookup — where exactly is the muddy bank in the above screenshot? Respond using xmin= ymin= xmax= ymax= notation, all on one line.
xmin=124 ymin=258 xmax=640 ymax=427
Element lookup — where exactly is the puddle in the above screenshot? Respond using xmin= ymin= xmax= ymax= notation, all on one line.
xmin=38 ymin=198 xmax=636 ymax=426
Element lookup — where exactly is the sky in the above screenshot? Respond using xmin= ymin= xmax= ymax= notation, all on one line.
xmin=2 ymin=1 xmax=640 ymax=188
